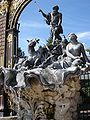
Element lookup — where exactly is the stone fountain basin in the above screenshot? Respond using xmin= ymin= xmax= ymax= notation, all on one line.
xmin=0 ymin=116 xmax=17 ymax=120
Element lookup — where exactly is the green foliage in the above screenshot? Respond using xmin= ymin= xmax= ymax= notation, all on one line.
xmin=86 ymin=48 xmax=90 ymax=55
xmin=46 ymin=37 xmax=53 ymax=45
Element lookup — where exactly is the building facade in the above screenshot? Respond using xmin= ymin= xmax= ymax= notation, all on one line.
xmin=0 ymin=0 xmax=32 ymax=67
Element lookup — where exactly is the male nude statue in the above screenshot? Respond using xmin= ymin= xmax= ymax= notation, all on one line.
xmin=39 ymin=5 xmax=63 ymax=44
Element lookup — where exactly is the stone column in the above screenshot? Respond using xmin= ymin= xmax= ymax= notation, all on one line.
xmin=6 ymin=28 xmax=19 ymax=68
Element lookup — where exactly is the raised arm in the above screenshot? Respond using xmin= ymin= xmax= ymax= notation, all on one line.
xmin=39 ymin=9 xmax=47 ymax=18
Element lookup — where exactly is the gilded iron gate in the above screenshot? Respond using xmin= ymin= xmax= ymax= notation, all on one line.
xmin=78 ymin=72 xmax=90 ymax=120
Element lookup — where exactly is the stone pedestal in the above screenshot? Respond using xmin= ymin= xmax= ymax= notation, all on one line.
xmin=7 ymin=76 xmax=81 ymax=120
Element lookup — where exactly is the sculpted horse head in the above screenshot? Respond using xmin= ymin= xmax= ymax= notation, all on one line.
xmin=27 ymin=39 xmax=39 ymax=56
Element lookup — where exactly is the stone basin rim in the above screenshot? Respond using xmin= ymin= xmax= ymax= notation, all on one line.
xmin=0 ymin=116 xmax=18 ymax=118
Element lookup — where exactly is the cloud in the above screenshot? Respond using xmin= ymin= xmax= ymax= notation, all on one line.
xmin=76 ymin=31 xmax=90 ymax=49
xmin=20 ymin=20 xmax=49 ymax=29
xmin=77 ymin=31 xmax=90 ymax=40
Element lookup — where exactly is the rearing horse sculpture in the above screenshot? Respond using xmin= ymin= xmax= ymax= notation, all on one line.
xmin=24 ymin=39 xmax=40 ymax=69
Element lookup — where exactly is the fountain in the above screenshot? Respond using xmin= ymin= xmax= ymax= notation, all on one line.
xmin=0 ymin=34 xmax=89 ymax=120
xmin=0 ymin=5 xmax=90 ymax=120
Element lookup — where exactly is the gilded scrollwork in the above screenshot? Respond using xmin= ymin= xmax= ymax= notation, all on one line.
xmin=10 ymin=0 xmax=24 ymax=15
xmin=0 ymin=0 xmax=9 ymax=15
xmin=7 ymin=34 xmax=13 ymax=43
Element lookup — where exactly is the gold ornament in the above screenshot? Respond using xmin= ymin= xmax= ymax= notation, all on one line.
xmin=0 ymin=0 xmax=9 ymax=15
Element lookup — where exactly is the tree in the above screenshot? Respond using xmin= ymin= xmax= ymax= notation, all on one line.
xmin=46 ymin=37 xmax=53 ymax=45
xmin=86 ymin=48 xmax=90 ymax=55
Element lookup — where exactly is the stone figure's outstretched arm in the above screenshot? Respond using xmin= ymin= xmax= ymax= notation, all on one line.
xmin=39 ymin=9 xmax=51 ymax=25
xmin=39 ymin=9 xmax=47 ymax=18
xmin=81 ymin=43 xmax=90 ymax=63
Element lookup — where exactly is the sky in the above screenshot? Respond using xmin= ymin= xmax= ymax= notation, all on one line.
xmin=18 ymin=0 xmax=90 ymax=55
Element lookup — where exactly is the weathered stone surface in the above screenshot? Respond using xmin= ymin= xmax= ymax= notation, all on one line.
xmin=6 ymin=76 xmax=81 ymax=120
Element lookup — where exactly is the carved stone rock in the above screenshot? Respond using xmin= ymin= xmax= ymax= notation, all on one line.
xmin=6 ymin=76 xmax=81 ymax=120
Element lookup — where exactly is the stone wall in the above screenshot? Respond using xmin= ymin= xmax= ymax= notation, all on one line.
xmin=0 ymin=15 xmax=6 ymax=66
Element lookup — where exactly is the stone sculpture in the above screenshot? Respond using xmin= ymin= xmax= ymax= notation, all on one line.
xmin=39 ymin=5 xmax=63 ymax=44
xmin=0 ymin=33 xmax=90 ymax=89
xmin=20 ymin=33 xmax=89 ymax=89
xmin=0 ymin=34 xmax=90 ymax=119
xmin=0 ymin=4 xmax=90 ymax=119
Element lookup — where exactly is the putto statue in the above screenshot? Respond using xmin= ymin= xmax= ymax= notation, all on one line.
xmin=39 ymin=5 xmax=63 ymax=44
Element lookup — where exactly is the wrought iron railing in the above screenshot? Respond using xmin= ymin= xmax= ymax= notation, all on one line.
xmin=78 ymin=72 xmax=90 ymax=120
